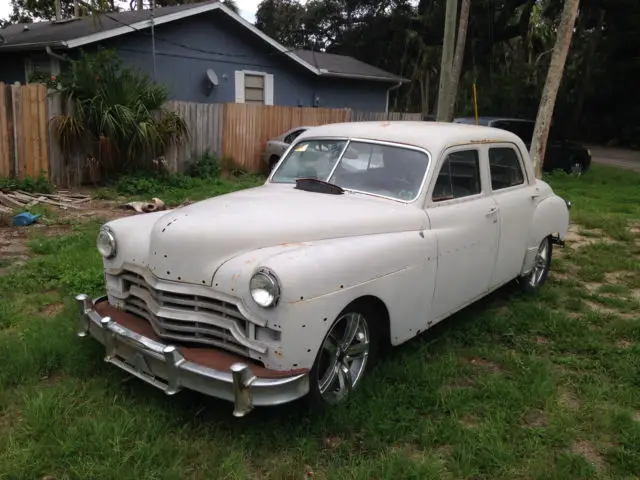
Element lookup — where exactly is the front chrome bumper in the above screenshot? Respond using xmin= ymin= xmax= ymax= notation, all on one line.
xmin=75 ymin=294 xmax=309 ymax=417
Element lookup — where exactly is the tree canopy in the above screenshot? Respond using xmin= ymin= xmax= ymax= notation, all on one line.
xmin=2 ymin=0 xmax=639 ymax=147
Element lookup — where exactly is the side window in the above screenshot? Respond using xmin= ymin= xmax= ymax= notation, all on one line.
xmin=488 ymin=147 xmax=525 ymax=190
xmin=284 ymin=129 xmax=304 ymax=144
xmin=432 ymin=150 xmax=481 ymax=202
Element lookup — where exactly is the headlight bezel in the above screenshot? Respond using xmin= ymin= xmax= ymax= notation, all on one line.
xmin=97 ymin=226 xmax=117 ymax=259
xmin=249 ymin=267 xmax=281 ymax=308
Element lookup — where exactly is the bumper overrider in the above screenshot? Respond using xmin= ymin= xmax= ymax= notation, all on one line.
xmin=75 ymin=294 xmax=310 ymax=417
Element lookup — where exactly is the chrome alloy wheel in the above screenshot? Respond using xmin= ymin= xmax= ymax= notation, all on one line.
xmin=529 ymin=239 xmax=550 ymax=288
xmin=317 ymin=312 xmax=370 ymax=404
xmin=570 ymin=161 xmax=584 ymax=175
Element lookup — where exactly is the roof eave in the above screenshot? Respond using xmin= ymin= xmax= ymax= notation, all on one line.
xmin=0 ymin=40 xmax=67 ymax=52
xmin=318 ymin=71 xmax=410 ymax=83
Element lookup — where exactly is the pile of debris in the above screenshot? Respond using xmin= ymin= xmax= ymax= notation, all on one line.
xmin=0 ymin=189 xmax=92 ymax=226
xmin=0 ymin=189 xmax=90 ymax=212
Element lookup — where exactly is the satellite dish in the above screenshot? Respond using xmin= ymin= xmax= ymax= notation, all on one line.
xmin=204 ymin=69 xmax=219 ymax=97
xmin=206 ymin=69 xmax=219 ymax=86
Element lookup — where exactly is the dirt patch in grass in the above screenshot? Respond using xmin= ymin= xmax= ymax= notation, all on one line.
xmin=466 ymin=357 xmax=504 ymax=374
xmin=559 ymin=388 xmax=580 ymax=411
xmin=616 ymin=339 xmax=633 ymax=349
xmin=564 ymin=225 xmax=611 ymax=249
xmin=583 ymin=300 xmax=618 ymax=316
xmin=523 ymin=409 xmax=548 ymax=428
xmin=460 ymin=414 xmax=479 ymax=428
xmin=570 ymin=440 xmax=606 ymax=473
xmin=446 ymin=377 xmax=476 ymax=389
xmin=393 ymin=443 xmax=427 ymax=462
xmin=323 ymin=436 xmax=343 ymax=450
xmin=40 ymin=302 xmax=65 ymax=317
xmin=0 ymin=407 xmax=21 ymax=430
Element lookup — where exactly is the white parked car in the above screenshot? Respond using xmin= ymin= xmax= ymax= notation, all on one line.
xmin=261 ymin=126 xmax=311 ymax=171
xmin=76 ymin=121 xmax=571 ymax=417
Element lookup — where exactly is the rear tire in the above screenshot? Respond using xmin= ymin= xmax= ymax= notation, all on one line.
xmin=518 ymin=236 xmax=553 ymax=293
xmin=307 ymin=300 xmax=381 ymax=411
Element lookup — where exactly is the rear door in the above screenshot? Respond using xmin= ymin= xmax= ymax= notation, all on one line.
xmin=484 ymin=143 xmax=538 ymax=288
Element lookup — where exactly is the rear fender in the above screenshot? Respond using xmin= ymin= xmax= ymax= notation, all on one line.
xmin=521 ymin=194 xmax=569 ymax=274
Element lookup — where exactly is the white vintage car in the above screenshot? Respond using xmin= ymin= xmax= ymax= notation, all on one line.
xmin=76 ymin=121 xmax=571 ymax=417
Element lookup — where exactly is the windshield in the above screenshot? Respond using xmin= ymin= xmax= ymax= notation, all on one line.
xmin=270 ymin=139 xmax=430 ymax=201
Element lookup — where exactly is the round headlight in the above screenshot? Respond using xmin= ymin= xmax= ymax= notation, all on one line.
xmin=97 ymin=227 xmax=117 ymax=259
xmin=249 ymin=268 xmax=280 ymax=308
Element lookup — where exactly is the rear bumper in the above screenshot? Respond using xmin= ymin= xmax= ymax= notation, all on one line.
xmin=75 ymin=294 xmax=309 ymax=417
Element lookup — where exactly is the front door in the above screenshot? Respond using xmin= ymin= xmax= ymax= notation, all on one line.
xmin=484 ymin=144 xmax=538 ymax=288
xmin=425 ymin=147 xmax=500 ymax=324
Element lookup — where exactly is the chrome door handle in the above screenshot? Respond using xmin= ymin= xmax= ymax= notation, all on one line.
xmin=486 ymin=207 xmax=499 ymax=216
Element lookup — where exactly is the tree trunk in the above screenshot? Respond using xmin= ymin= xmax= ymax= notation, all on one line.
xmin=530 ymin=0 xmax=580 ymax=178
xmin=420 ymin=70 xmax=430 ymax=116
xmin=436 ymin=0 xmax=458 ymax=121
xmin=446 ymin=0 xmax=470 ymax=120
xmin=570 ymin=8 xmax=605 ymax=137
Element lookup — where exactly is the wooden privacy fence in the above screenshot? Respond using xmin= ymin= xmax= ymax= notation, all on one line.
xmin=0 ymin=83 xmax=51 ymax=180
xmin=163 ymin=101 xmax=224 ymax=172
xmin=0 ymin=82 xmax=423 ymax=185
xmin=222 ymin=104 xmax=351 ymax=172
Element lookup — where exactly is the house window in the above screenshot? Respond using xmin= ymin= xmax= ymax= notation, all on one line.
xmin=24 ymin=55 xmax=60 ymax=82
xmin=244 ymin=74 xmax=265 ymax=104
xmin=234 ymin=71 xmax=274 ymax=105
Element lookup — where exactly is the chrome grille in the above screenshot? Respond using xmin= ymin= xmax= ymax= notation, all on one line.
xmin=120 ymin=271 xmax=251 ymax=356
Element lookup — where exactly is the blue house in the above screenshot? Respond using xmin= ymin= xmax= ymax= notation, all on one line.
xmin=0 ymin=2 xmax=407 ymax=112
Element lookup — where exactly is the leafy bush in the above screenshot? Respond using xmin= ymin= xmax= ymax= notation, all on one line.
xmin=43 ymin=48 xmax=188 ymax=177
xmin=115 ymin=172 xmax=197 ymax=196
xmin=0 ymin=174 xmax=54 ymax=194
xmin=186 ymin=152 xmax=220 ymax=179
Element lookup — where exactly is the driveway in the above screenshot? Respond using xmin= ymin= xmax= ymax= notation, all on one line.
xmin=588 ymin=146 xmax=640 ymax=172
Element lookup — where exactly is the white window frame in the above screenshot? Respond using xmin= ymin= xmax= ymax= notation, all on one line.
xmin=235 ymin=70 xmax=274 ymax=105
xmin=24 ymin=56 xmax=60 ymax=83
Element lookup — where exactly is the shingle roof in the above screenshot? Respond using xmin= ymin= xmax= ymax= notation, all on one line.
xmin=0 ymin=3 xmax=197 ymax=49
xmin=0 ymin=1 xmax=405 ymax=83
xmin=292 ymin=49 xmax=402 ymax=82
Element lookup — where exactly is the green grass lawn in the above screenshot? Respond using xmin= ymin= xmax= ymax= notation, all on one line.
xmin=1 ymin=166 xmax=639 ymax=479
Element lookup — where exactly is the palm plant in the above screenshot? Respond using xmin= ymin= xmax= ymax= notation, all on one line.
xmin=48 ymin=48 xmax=188 ymax=181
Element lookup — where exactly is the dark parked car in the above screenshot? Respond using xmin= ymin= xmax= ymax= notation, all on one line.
xmin=453 ymin=117 xmax=592 ymax=174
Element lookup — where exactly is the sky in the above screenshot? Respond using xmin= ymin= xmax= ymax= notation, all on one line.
xmin=0 ymin=0 xmax=264 ymax=24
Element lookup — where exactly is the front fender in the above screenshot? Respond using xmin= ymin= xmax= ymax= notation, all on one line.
xmin=213 ymin=231 xmax=432 ymax=306
xmin=213 ymin=231 xmax=438 ymax=370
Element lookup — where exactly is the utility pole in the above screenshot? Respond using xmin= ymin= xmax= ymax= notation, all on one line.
xmin=530 ymin=0 xmax=581 ymax=178
xmin=54 ymin=0 xmax=61 ymax=20
xmin=436 ymin=0 xmax=458 ymax=122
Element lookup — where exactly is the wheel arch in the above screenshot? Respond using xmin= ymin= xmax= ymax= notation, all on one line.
xmin=348 ymin=295 xmax=391 ymax=348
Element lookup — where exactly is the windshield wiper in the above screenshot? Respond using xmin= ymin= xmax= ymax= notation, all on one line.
xmin=294 ymin=178 xmax=344 ymax=195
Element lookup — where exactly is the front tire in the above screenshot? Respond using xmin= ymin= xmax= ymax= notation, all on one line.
xmin=518 ymin=236 xmax=553 ymax=293
xmin=307 ymin=301 xmax=381 ymax=410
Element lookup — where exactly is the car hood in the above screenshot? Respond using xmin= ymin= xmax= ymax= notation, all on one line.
xmin=114 ymin=185 xmax=428 ymax=286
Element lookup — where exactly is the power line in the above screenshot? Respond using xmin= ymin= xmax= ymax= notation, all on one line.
xmin=99 ymin=9 xmax=310 ymax=61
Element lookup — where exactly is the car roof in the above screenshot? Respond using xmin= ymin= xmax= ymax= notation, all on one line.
xmin=296 ymin=121 xmax=527 ymax=154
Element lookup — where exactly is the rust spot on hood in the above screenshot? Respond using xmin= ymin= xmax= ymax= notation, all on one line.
xmin=280 ymin=242 xmax=310 ymax=247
